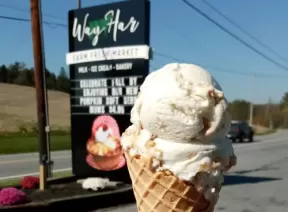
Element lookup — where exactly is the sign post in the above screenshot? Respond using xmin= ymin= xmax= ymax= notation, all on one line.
xmin=67 ymin=0 xmax=150 ymax=183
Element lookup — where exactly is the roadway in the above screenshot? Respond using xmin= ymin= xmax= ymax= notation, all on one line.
xmin=95 ymin=130 xmax=288 ymax=212
xmin=1 ymin=131 xmax=288 ymax=211
xmin=0 ymin=130 xmax=285 ymax=179
xmin=0 ymin=150 xmax=71 ymax=180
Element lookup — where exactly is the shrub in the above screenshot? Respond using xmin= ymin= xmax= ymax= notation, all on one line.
xmin=20 ymin=176 xmax=39 ymax=189
xmin=0 ymin=187 xmax=28 ymax=205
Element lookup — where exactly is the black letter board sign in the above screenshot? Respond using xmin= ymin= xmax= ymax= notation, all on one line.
xmin=67 ymin=0 xmax=150 ymax=183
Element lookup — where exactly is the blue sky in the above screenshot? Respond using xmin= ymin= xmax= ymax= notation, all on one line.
xmin=0 ymin=0 xmax=288 ymax=103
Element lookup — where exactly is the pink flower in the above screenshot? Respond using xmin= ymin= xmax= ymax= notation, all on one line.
xmin=0 ymin=187 xmax=28 ymax=205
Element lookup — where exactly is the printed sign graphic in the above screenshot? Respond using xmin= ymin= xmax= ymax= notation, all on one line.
xmin=67 ymin=0 xmax=150 ymax=182
xmin=86 ymin=115 xmax=126 ymax=171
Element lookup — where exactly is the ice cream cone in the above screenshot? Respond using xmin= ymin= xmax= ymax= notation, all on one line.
xmin=121 ymin=64 xmax=237 ymax=211
xmin=125 ymin=152 xmax=217 ymax=212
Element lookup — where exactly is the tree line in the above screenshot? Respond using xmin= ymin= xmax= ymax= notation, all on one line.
xmin=0 ymin=62 xmax=69 ymax=93
xmin=1 ymin=61 xmax=288 ymax=128
xmin=229 ymin=93 xmax=288 ymax=129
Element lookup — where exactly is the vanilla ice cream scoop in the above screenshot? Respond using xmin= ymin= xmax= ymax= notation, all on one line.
xmin=121 ymin=63 xmax=237 ymax=203
xmin=131 ymin=63 xmax=229 ymax=143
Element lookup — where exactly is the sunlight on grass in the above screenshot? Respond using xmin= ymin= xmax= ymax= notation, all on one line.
xmin=0 ymin=132 xmax=71 ymax=154
xmin=0 ymin=170 xmax=72 ymax=187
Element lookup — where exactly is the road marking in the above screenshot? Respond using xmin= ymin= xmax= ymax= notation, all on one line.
xmin=0 ymin=168 xmax=72 ymax=180
xmin=0 ymin=155 xmax=70 ymax=165
xmin=0 ymin=151 xmax=71 ymax=158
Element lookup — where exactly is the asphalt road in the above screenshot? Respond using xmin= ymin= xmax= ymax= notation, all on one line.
xmin=0 ymin=150 xmax=72 ymax=180
xmin=1 ymin=131 xmax=288 ymax=211
xmin=95 ymin=130 xmax=288 ymax=212
xmin=0 ymin=131 xmax=285 ymax=180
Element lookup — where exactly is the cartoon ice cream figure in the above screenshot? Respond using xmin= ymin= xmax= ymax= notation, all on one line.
xmin=86 ymin=115 xmax=126 ymax=171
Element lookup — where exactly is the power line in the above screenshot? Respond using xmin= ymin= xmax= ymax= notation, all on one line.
xmin=0 ymin=15 xmax=66 ymax=28
xmin=2 ymin=5 xmax=287 ymax=80
xmin=180 ymin=0 xmax=288 ymax=73
xmin=202 ymin=0 xmax=288 ymax=64
xmin=154 ymin=51 xmax=288 ymax=79
xmin=0 ymin=3 xmax=65 ymax=23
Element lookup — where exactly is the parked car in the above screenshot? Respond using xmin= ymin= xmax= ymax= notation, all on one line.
xmin=226 ymin=121 xmax=254 ymax=142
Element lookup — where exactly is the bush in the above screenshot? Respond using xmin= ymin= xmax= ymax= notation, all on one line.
xmin=0 ymin=187 xmax=28 ymax=205
xmin=20 ymin=176 xmax=39 ymax=189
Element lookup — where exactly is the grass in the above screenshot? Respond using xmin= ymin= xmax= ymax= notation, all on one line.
xmin=0 ymin=170 xmax=72 ymax=188
xmin=0 ymin=83 xmax=71 ymax=154
xmin=253 ymin=125 xmax=277 ymax=136
xmin=255 ymin=128 xmax=277 ymax=136
xmin=0 ymin=83 xmax=70 ymax=133
xmin=0 ymin=131 xmax=71 ymax=154
xmin=0 ymin=125 xmax=277 ymax=155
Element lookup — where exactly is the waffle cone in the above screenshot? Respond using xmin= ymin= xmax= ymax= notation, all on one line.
xmin=125 ymin=152 xmax=216 ymax=212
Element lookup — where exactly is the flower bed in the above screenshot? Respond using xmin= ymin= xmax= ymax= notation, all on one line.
xmin=0 ymin=176 xmax=134 ymax=211
xmin=0 ymin=188 xmax=28 ymax=205
xmin=20 ymin=176 xmax=40 ymax=189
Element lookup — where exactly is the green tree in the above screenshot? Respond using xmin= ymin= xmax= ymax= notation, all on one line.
xmin=45 ymin=69 xmax=57 ymax=90
xmin=14 ymin=69 xmax=34 ymax=86
xmin=0 ymin=62 xmax=72 ymax=93
xmin=7 ymin=62 xmax=23 ymax=83
xmin=0 ymin=65 xmax=8 ymax=82
xmin=280 ymin=92 xmax=288 ymax=109
xmin=229 ymin=99 xmax=250 ymax=121
xmin=26 ymin=68 xmax=34 ymax=86
xmin=56 ymin=67 xmax=70 ymax=93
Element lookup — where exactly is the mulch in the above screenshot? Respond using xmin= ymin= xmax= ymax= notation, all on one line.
xmin=1 ymin=181 xmax=129 ymax=206
xmin=22 ymin=182 xmax=95 ymax=203
xmin=0 ymin=179 xmax=135 ymax=211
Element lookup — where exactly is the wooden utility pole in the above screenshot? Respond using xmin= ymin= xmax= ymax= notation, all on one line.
xmin=266 ymin=97 xmax=273 ymax=129
xmin=249 ymin=74 xmax=255 ymax=126
xmin=30 ymin=0 xmax=48 ymax=190
xmin=249 ymin=100 xmax=254 ymax=125
xmin=37 ymin=0 xmax=53 ymax=179
xmin=78 ymin=0 xmax=81 ymax=8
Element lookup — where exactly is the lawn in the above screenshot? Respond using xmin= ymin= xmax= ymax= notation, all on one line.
xmin=0 ymin=170 xmax=72 ymax=187
xmin=0 ymin=83 xmax=71 ymax=154
xmin=0 ymin=132 xmax=71 ymax=154
xmin=255 ymin=129 xmax=276 ymax=136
